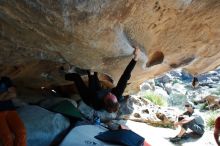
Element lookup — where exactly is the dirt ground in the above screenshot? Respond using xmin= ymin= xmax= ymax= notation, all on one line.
xmin=125 ymin=120 xmax=217 ymax=146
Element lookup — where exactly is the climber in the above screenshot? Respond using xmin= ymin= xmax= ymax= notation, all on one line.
xmin=65 ymin=46 xmax=141 ymax=113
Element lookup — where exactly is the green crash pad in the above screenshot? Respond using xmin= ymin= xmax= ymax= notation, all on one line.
xmin=51 ymin=100 xmax=83 ymax=119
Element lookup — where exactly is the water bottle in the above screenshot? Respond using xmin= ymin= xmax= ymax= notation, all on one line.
xmin=93 ymin=112 xmax=100 ymax=125
xmin=94 ymin=117 xmax=101 ymax=125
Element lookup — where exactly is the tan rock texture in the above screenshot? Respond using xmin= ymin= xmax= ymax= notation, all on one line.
xmin=0 ymin=0 xmax=220 ymax=94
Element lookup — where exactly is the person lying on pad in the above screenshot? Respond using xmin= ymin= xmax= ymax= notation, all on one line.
xmin=65 ymin=46 xmax=141 ymax=113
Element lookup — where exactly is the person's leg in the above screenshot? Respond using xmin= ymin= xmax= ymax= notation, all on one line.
xmin=88 ymin=71 xmax=102 ymax=91
xmin=65 ymin=73 xmax=92 ymax=106
xmin=170 ymin=123 xmax=188 ymax=142
xmin=111 ymin=59 xmax=136 ymax=100
xmin=187 ymin=120 xmax=204 ymax=136
xmin=6 ymin=110 xmax=27 ymax=146
xmin=65 ymin=73 xmax=89 ymax=97
xmin=0 ymin=111 xmax=13 ymax=146
xmin=177 ymin=127 xmax=187 ymax=137
xmin=180 ymin=120 xmax=204 ymax=137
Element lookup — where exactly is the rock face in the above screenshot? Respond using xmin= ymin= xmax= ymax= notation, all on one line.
xmin=1 ymin=0 xmax=220 ymax=94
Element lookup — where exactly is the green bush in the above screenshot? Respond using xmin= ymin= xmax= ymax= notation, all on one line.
xmin=206 ymin=111 xmax=218 ymax=130
xmin=142 ymin=91 xmax=167 ymax=106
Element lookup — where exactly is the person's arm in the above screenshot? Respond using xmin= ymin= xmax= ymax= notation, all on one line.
xmin=111 ymin=47 xmax=141 ymax=98
xmin=0 ymin=87 xmax=17 ymax=100
xmin=179 ymin=116 xmax=194 ymax=124
xmin=174 ymin=116 xmax=194 ymax=127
